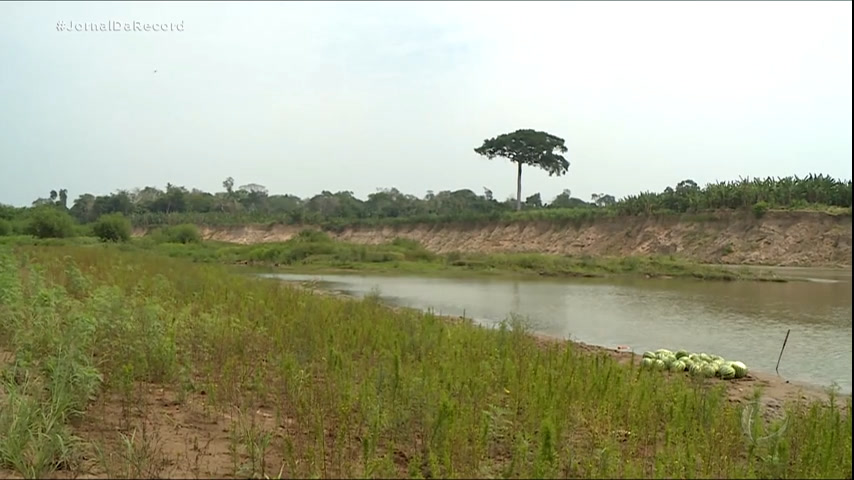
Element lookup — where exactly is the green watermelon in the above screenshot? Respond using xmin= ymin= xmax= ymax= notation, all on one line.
xmin=701 ymin=364 xmax=717 ymax=378
xmin=669 ymin=360 xmax=686 ymax=372
xmin=719 ymin=364 xmax=736 ymax=380
xmin=730 ymin=361 xmax=748 ymax=378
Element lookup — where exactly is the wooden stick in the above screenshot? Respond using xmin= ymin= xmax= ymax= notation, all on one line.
xmin=776 ymin=329 xmax=791 ymax=376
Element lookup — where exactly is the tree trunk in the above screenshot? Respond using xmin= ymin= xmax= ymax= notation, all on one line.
xmin=515 ymin=161 xmax=523 ymax=211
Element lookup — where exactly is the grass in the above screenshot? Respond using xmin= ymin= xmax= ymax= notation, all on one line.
xmin=0 ymin=231 xmax=789 ymax=282
xmin=1 ymin=243 xmax=852 ymax=478
xmin=116 ymin=231 xmax=788 ymax=281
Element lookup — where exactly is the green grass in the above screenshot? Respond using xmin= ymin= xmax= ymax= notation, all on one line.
xmin=0 ymin=243 xmax=850 ymax=478
xmin=125 ymin=230 xmax=783 ymax=282
xmin=0 ymin=231 xmax=788 ymax=282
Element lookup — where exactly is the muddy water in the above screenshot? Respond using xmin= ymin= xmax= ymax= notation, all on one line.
xmin=260 ymin=271 xmax=853 ymax=394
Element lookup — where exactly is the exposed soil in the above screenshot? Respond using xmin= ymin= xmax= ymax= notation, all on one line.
xmin=135 ymin=210 xmax=853 ymax=268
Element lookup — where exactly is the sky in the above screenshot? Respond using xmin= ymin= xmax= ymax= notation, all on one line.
xmin=0 ymin=1 xmax=851 ymax=207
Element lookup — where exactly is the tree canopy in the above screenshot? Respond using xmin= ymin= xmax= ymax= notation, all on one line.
xmin=475 ymin=129 xmax=570 ymax=210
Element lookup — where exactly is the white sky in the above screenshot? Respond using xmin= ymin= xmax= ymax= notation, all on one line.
xmin=0 ymin=1 xmax=851 ymax=206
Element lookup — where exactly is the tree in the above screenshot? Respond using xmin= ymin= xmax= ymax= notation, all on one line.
xmin=525 ymin=193 xmax=543 ymax=208
xmin=238 ymin=183 xmax=269 ymax=213
xmin=474 ymin=129 xmax=569 ymax=210
xmin=58 ymin=189 xmax=68 ymax=209
xmin=591 ymin=193 xmax=616 ymax=207
xmin=70 ymin=194 xmax=96 ymax=222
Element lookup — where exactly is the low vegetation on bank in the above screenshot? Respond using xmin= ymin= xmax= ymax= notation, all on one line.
xmin=0 ymin=227 xmax=779 ymax=282
xmin=0 ymin=244 xmax=850 ymax=479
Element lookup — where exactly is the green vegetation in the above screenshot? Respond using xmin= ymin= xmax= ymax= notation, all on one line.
xmin=0 ymin=229 xmax=789 ymax=281
xmin=23 ymin=205 xmax=76 ymax=239
xmin=0 ymin=244 xmax=850 ymax=478
xmin=127 ymin=230 xmax=772 ymax=281
xmin=474 ymin=129 xmax=570 ymax=211
xmin=146 ymin=223 xmax=202 ymax=245
xmin=0 ymin=174 xmax=850 ymax=231
xmin=92 ymin=213 xmax=132 ymax=243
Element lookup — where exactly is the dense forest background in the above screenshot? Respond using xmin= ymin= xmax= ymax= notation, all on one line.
xmin=0 ymin=174 xmax=851 ymax=237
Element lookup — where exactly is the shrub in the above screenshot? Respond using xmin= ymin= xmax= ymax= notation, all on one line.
xmin=752 ymin=201 xmax=769 ymax=219
xmin=150 ymin=224 xmax=202 ymax=244
xmin=0 ymin=219 xmax=10 ymax=236
xmin=293 ymin=229 xmax=331 ymax=243
xmin=24 ymin=207 xmax=76 ymax=239
xmin=92 ymin=213 xmax=132 ymax=242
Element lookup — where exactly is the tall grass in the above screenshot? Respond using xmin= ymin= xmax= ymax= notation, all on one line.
xmin=0 ymin=244 xmax=850 ymax=478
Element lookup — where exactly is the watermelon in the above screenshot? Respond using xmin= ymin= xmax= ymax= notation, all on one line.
xmin=719 ymin=364 xmax=736 ymax=380
xmin=701 ymin=364 xmax=717 ymax=378
xmin=730 ymin=361 xmax=748 ymax=379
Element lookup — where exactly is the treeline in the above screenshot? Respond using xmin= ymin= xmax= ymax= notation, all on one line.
xmin=0 ymin=174 xmax=851 ymax=236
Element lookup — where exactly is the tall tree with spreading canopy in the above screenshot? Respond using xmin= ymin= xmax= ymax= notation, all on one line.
xmin=474 ymin=129 xmax=569 ymax=210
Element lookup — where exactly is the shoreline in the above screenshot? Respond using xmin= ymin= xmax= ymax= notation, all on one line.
xmin=235 ymin=259 xmax=794 ymax=283
xmin=278 ymin=278 xmax=850 ymax=414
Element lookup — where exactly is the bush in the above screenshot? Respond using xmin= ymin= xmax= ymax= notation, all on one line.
xmin=92 ymin=213 xmax=132 ymax=242
xmin=149 ymin=224 xmax=202 ymax=244
xmin=293 ymin=229 xmax=331 ymax=243
xmin=0 ymin=219 xmax=10 ymax=236
xmin=752 ymin=201 xmax=769 ymax=219
xmin=25 ymin=207 xmax=76 ymax=239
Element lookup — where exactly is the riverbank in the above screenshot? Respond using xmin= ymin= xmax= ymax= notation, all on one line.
xmin=281 ymin=278 xmax=850 ymax=416
xmin=133 ymin=209 xmax=853 ymax=268
xmin=135 ymin=230 xmax=793 ymax=282
xmin=0 ymin=233 xmax=793 ymax=282
xmin=2 ymin=244 xmax=851 ymax=479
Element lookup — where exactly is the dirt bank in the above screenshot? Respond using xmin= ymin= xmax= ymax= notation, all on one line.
xmin=135 ymin=210 xmax=853 ymax=267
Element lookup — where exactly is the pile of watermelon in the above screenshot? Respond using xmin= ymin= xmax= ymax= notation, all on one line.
xmin=640 ymin=349 xmax=748 ymax=380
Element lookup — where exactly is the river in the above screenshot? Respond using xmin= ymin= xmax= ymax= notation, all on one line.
xmin=259 ymin=270 xmax=853 ymax=394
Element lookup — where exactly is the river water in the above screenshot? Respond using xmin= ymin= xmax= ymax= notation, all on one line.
xmin=259 ymin=271 xmax=853 ymax=394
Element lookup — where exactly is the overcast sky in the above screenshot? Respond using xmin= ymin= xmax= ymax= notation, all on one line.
xmin=0 ymin=1 xmax=851 ymax=207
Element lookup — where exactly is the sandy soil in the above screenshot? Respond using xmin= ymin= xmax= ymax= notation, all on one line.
xmin=135 ymin=210 xmax=853 ymax=268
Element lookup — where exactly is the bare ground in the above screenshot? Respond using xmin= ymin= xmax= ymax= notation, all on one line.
xmin=136 ymin=210 xmax=853 ymax=268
